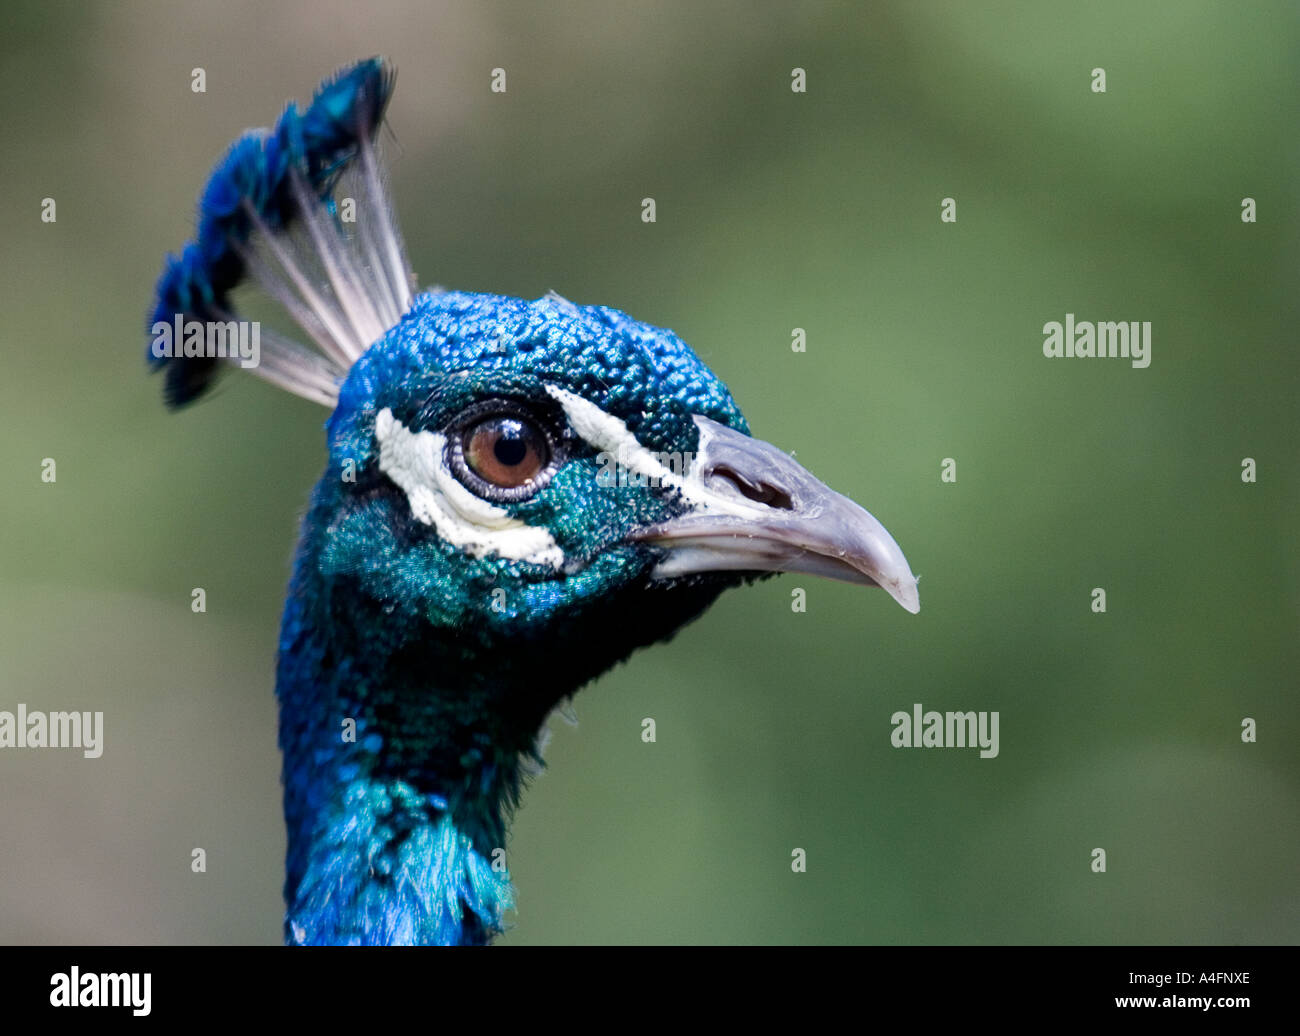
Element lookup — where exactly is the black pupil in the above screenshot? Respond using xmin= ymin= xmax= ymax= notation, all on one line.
xmin=493 ymin=422 xmax=529 ymax=467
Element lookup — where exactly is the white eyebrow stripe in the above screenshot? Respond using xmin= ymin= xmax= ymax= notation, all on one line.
xmin=374 ymin=408 xmax=565 ymax=567
xmin=543 ymin=385 xmax=767 ymax=518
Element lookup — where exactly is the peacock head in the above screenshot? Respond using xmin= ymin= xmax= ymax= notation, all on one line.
xmin=149 ymin=55 xmax=918 ymax=736
xmin=312 ymin=287 xmax=917 ymax=666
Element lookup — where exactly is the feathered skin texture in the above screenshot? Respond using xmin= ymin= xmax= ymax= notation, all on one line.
xmin=149 ymin=58 xmax=919 ymax=945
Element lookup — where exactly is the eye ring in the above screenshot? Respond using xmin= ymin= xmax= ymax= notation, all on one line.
xmin=444 ymin=399 xmax=564 ymax=503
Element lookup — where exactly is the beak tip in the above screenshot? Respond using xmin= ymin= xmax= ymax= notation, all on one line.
xmin=884 ymin=575 xmax=920 ymax=614
xmin=896 ymin=586 xmax=921 ymax=615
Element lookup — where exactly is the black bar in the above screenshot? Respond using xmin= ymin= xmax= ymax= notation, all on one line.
xmin=0 ymin=946 xmax=1278 ymax=1022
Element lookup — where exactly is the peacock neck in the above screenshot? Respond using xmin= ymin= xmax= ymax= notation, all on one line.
xmin=276 ymin=602 xmax=526 ymax=942
xmin=276 ymin=577 xmax=546 ymax=944
xmin=273 ymin=497 xmax=554 ymax=945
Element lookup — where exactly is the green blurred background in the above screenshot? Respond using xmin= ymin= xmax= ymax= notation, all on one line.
xmin=1 ymin=0 xmax=1296 ymax=944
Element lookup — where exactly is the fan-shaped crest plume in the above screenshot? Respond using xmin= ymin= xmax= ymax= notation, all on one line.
xmin=146 ymin=58 xmax=412 ymax=408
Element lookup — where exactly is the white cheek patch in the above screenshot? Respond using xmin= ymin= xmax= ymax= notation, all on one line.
xmin=544 ymin=385 xmax=768 ymax=519
xmin=373 ymin=408 xmax=565 ymax=568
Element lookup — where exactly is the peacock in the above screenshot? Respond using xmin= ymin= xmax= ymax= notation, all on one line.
xmin=148 ymin=58 xmax=919 ymax=945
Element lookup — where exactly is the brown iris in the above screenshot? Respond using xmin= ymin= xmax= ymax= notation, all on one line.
xmin=462 ymin=415 xmax=549 ymax=490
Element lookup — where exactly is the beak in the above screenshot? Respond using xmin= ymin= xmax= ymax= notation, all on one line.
xmin=633 ymin=416 xmax=920 ymax=614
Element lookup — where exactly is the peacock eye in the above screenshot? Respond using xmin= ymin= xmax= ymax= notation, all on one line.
xmin=446 ymin=403 xmax=559 ymax=503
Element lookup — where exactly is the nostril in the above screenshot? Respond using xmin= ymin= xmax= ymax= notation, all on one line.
xmin=708 ymin=464 xmax=795 ymax=510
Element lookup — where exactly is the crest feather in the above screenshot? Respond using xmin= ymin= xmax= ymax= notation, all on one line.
xmin=147 ymin=58 xmax=413 ymax=408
